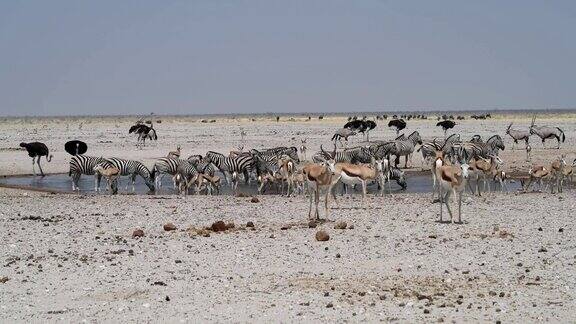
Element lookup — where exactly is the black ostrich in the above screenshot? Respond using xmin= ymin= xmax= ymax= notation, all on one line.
xmin=129 ymin=121 xmax=158 ymax=148
xmin=364 ymin=120 xmax=377 ymax=141
xmin=19 ymin=142 xmax=53 ymax=177
xmin=344 ymin=119 xmax=373 ymax=141
xmin=388 ymin=119 xmax=406 ymax=136
xmin=436 ymin=120 xmax=456 ymax=137
xmin=64 ymin=140 xmax=88 ymax=156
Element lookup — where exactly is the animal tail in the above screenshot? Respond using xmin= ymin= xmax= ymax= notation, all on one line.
xmin=557 ymin=127 xmax=566 ymax=142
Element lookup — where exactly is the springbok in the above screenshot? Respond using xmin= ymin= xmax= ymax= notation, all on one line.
xmin=327 ymin=158 xmax=385 ymax=207
xmin=193 ymin=173 xmax=221 ymax=195
xmin=302 ymin=159 xmax=337 ymax=221
xmin=93 ymin=165 xmax=120 ymax=195
xmin=468 ymin=155 xmax=503 ymax=196
xmin=522 ymin=165 xmax=550 ymax=192
xmin=435 ymin=149 xmax=471 ymax=223
xmin=167 ymin=145 xmax=181 ymax=159
xmin=300 ymin=139 xmax=308 ymax=161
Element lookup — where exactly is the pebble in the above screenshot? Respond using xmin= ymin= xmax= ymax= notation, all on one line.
xmin=315 ymin=230 xmax=330 ymax=241
xmin=211 ymin=221 xmax=227 ymax=232
xmin=250 ymin=197 xmax=259 ymax=203
xmin=246 ymin=221 xmax=255 ymax=228
xmin=163 ymin=223 xmax=177 ymax=231
xmin=334 ymin=221 xmax=347 ymax=230
xmin=132 ymin=229 xmax=145 ymax=238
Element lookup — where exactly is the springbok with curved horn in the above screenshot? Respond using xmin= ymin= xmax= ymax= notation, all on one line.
xmin=529 ymin=115 xmax=566 ymax=149
xmin=302 ymin=150 xmax=337 ymax=221
xmin=435 ymin=147 xmax=471 ymax=223
xmin=327 ymin=157 xmax=385 ymax=208
xmin=505 ymin=122 xmax=531 ymax=150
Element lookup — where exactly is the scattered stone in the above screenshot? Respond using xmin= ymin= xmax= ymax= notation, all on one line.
xmin=308 ymin=221 xmax=317 ymax=228
xmin=424 ymin=309 xmax=430 ymax=314
xmin=163 ymin=223 xmax=177 ymax=231
xmin=280 ymin=225 xmax=290 ymax=230
xmin=132 ymin=229 xmax=145 ymax=238
xmin=165 ymin=296 xmax=170 ymax=302
xmin=211 ymin=221 xmax=227 ymax=232
xmin=538 ymin=247 xmax=548 ymax=253
xmin=348 ymin=224 xmax=355 ymax=229
xmin=226 ymin=222 xmax=235 ymax=230
xmin=538 ymin=227 xmax=543 ymax=231
xmin=428 ymin=234 xmax=437 ymax=239
xmin=175 ymin=260 xmax=182 ymax=264
xmin=0 ymin=277 xmax=9 ymax=283
xmin=334 ymin=221 xmax=347 ymax=229
xmin=250 ymin=197 xmax=260 ymax=203
xmin=326 ymin=302 xmax=333 ymax=308
xmin=153 ymin=281 xmax=166 ymax=286
xmin=315 ymin=230 xmax=330 ymax=242
xmin=335 ymin=253 xmax=341 ymax=258
xmin=246 ymin=221 xmax=255 ymax=228
xmin=559 ymin=228 xmax=564 ymax=233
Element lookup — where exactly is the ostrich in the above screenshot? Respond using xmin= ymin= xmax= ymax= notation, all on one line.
xmin=388 ymin=119 xmax=406 ymax=136
xmin=129 ymin=120 xmax=158 ymax=148
xmin=64 ymin=140 xmax=88 ymax=156
xmin=436 ymin=120 xmax=456 ymax=137
xmin=364 ymin=120 xmax=377 ymax=141
xmin=343 ymin=120 xmax=367 ymax=138
xmin=19 ymin=142 xmax=53 ymax=177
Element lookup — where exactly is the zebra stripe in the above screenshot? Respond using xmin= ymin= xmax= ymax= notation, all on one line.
xmin=68 ymin=155 xmax=106 ymax=191
xmin=312 ymin=146 xmax=373 ymax=164
xmin=205 ymin=151 xmax=254 ymax=184
xmin=389 ymin=131 xmax=422 ymax=167
xmin=103 ymin=158 xmax=154 ymax=191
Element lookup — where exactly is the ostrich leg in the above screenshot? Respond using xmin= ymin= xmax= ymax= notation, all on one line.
xmin=31 ymin=158 xmax=36 ymax=177
xmin=36 ymin=156 xmax=45 ymax=177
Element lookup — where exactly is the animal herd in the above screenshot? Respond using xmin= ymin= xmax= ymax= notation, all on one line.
xmin=17 ymin=114 xmax=573 ymax=224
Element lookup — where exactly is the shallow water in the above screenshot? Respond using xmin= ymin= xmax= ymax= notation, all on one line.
xmin=0 ymin=172 xmax=521 ymax=195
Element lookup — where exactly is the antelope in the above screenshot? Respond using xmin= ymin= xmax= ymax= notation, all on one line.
xmin=93 ymin=165 xmax=120 ymax=195
xmin=529 ymin=115 xmax=566 ymax=149
xmin=300 ymin=139 xmax=308 ymax=161
xmin=167 ymin=145 xmax=181 ymax=159
xmin=302 ymin=160 xmax=337 ymax=221
xmin=229 ymin=145 xmax=246 ymax=158
xmin=468 ymin=155 xmax=503 ymax=196
xmin=505 ymin=122 xmax=531 ymax=150
xmin=277 ymin=156 xmax=296 ymax=196
xmin=526 ymin=144 xmax=532 ymax=162
xmin=435 ymin=148 xmax=470 ymax=223
xmin=521 ymin=165 xmax=550 ymax=192
xmin=492 ymin=170 xmax=509 ymax=192
xmin=549 ymin=155 xmax=568 ymax=193
xmin=327 ymin=157 xmax=385 ymax=208
xmin=193 ymin=173 xmax=221 ymax=195
xmin=559 ymin=158 xmax=575 ymax=189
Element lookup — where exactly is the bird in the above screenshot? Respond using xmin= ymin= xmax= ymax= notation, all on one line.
xmin=129 ymin=121 xmax=158 ymax=148
xmin=19 ymin=142 xmax=53 ymax=177
xmin=344 ymin=120 xmax=367 ymax=134
xmin=436 ymin=120 xmax=456 ymax=137
xmin=364 ymin=120 xmax=377 ymax=141
xmin=64 ymin=140 xmax=88 ymax=156
xmin=388 ymin=119 xmax=406 ymax=136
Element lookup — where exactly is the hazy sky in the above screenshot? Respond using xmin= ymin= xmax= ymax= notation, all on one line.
xmin=1 ymin=1 xmax=575 ymax=116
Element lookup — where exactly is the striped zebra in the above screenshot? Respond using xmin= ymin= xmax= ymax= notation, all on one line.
xmin=204 ymin=151 xmax=254 ymax=185
xmin=388 ymin=167 xmax=407 ymax=190
xmin=68 ymin=155 xmax=106 ymax=191
xmin=417 ymin=134 xmax=460 ymax=169
xmin=389 ymin=131 xmax=423 ymax=168
xmin=368 ymin=141 xmax=395 ymax=161
xmin=151 ymin=157 xmax=193 ymax=189
xmin=253 ymin=147 xmax=300 ymax=162
xmin=187 ymin=155 xmax=216 ymax=177
xmin=101 ymin=158 xmax=155 ymax=191
xmin=312 ymin=145 xmax=373 ymax=164
xmin=451 ymin=135 xmax=505 ymax=162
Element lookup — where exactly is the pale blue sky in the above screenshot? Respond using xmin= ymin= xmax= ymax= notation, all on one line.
xmin=0 ymin=1 xmax=575 ymax=116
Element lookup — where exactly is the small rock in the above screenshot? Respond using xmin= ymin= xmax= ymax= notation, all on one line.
xmin=559 ymin=228 xmax=564 ymax=233
xmin=335 ymin=253 xmax=341 ymax=258
xmin=308 ymin=221 xmax=317 ymax=228
xmin=132 ymin=229 xmax=145 ymax=238
xmin=250 ymin=197 xmax=260 ymax=203
xmin=246 ymin=221 xmax=255 ymax=228
xmin=0 ymin=277 xmax=9 ymax=283
xmin=163 ymin=223 xmax=177 ymax=231
xmin=348 ymin=224 xmax=354 ymax=229
xmin=175 ymin=260 xmax=182 ymax=264
xmin=538 ymin=227 xmax=543 ymax=231
xmin=315 ymin=230 xmax=330 ymax=241
xmin=424 ymin=309 xmax=430 ymax=314
xmin=211 ymin=221 xmax=227 ymax=232
xmin=538 ymin=247 xmax=547 ymax=253
xmin=226 ymin=222 xmax=235 ymax=230
xmin=153 ymin=281 xmax=166 ymax=286
xmin=428 ymin=234 xmax=437 ymax=239
xmin=281 ymin=225 xmax=290 ymax=230
xmin=334 ymin=221 xmax=347 ymax=230
xmin=165 ymin=296 xmax=170 ymax=301
xmin=326 ymin=302 xmax=333 ymax=308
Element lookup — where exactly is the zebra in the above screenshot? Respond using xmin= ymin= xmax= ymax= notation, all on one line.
xmin=529 ymin=116 xmax=566 ymax=149
xmin=257 ymin=146 xmax=300 ymax=162
xmin=387 ymin=167 xmax=407 ymax=190
xmin=451 ymin=135 xmax=505 ymax=162
xmin=505 ymin=123 xmax=531 ymax=149
xmin=389 ymin=131 xmax=423 ymax=168
xmin=101 ymin=158 xmax=155 ymax=192
xmin=368 ymin=141 xmax=396 ymax=161
xmin=151 ymin=157 xmax=192 ymax=189
xmin=187 ymin=155 xmax=214 ymax=176
xmin=313 ymin=145 xmax=373 ymax=164
xmin=204 ymin=151 xmax=254 ymax=185
xmin=68 ymin=155 xmax=106 ymax=191
xmin=417 ymin=134 xmax=460 ymax=170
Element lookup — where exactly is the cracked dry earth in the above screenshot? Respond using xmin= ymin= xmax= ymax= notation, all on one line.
xmin=1 ymin=187 xmax=575 ymax=322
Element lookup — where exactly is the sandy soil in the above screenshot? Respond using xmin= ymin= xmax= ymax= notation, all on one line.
xmin=1 ymin=113 xmax=575 ymax=322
